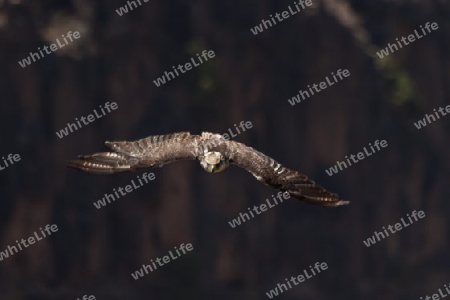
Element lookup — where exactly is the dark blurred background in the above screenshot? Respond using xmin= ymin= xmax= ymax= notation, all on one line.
xmin=0 ymin=0 xmax=449 ymax=299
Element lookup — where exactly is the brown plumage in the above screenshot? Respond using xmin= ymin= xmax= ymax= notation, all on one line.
xmin=68 ymin=132 xmax=349 ymax=207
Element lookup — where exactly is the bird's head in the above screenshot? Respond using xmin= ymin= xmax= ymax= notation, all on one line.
xmin=199 ymin=151 xmax=229 ymax=173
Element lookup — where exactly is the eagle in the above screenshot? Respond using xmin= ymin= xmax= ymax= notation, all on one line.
xmin=68 ymin=132 xmax=349 ymax=207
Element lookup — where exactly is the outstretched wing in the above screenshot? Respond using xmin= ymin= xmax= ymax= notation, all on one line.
xmin=68 ymin=132 xmax=200 ymax=174
xmin=225 ymin=141 xmax=349 ymax=207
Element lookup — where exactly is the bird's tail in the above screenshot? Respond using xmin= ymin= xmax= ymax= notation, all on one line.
xmin=68 ymin=152 xmax=141 ymax=174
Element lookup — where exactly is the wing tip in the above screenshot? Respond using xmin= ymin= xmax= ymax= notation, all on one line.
xmin=288 ymin=190 xmax=350 ymax=207
xmin=67 ymin=159 xmax=113 ymax=174
xmin=323 ymin=199 xmax=350 ymax=207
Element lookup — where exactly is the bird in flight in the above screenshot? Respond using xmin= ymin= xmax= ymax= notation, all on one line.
xmin=68 ymin=132 xmax=349 ymax=207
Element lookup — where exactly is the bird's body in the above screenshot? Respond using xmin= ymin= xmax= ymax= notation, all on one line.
xmin=68 ymin=132 xmax=349 ymax=207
